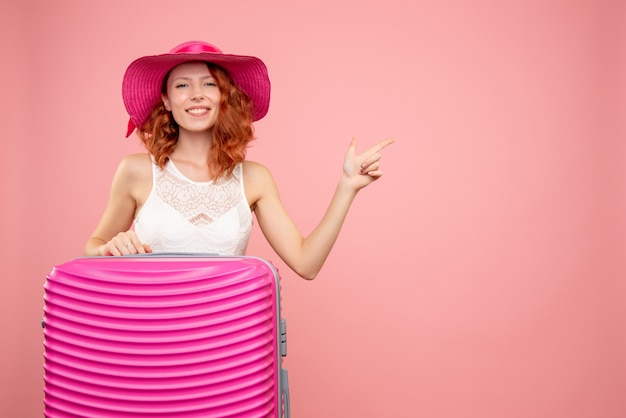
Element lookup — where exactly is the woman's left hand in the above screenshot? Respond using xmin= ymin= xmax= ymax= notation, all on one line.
xmin=343 ymin=137 xmax=396 ymax=190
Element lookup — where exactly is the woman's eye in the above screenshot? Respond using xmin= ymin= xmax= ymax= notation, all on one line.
xmin=175 ymin=83 xmax=188 ymax=88
xmin=205 ymin=82 xmax=217 ymax=87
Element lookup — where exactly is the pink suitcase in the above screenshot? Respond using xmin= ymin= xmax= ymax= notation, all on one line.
xmin=42 ymin=255 xmax=290 ymax=417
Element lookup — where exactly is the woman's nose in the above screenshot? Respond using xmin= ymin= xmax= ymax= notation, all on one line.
xmin=190 ymin=84 xmax=204 ymax=100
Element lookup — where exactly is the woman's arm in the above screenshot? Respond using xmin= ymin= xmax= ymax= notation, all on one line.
xmin=84 ymin=154 xmax=153 ymax=256
xmin=247 ymin=137 xmax=395 ymax=280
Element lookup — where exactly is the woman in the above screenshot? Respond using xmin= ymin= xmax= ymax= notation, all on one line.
xmin=85 ymin=40 xmax=395 ymax=280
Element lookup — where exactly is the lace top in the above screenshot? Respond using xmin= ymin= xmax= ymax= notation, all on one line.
xmin=133 ymin=160 xmax=252 ymax=255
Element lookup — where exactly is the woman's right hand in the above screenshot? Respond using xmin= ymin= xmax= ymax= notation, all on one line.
xmin=99 ymin=231 xmax=152 ymax=256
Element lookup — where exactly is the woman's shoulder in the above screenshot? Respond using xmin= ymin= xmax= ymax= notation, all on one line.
xmin=242 ymin=159 xmax=267 ymax=171
xmin=242 ymin=160 xmax=273 ymax=181
xmin=116 ymin=153 xmax=153 ymax=180
xmin=241 ymin=160 xmax=276 ymax=203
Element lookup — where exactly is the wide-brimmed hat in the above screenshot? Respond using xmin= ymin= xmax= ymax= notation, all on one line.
xmin=122 ymin=40 xmax=270 ymax=137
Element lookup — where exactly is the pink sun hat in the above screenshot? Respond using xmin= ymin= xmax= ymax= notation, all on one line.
xmin=122 ymin=40 xmax=271 ymax=137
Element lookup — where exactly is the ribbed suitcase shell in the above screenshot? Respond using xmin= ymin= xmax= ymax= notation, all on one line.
xmin=43 ymin=255 xmax=289 ymax=417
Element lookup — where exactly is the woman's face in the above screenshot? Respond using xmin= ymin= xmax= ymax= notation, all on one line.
xmin=162 ymin=61 xmax=222 ymax=134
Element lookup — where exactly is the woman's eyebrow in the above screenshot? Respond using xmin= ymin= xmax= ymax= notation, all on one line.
xmin=171 ymin=75 xmax=215 ymax=82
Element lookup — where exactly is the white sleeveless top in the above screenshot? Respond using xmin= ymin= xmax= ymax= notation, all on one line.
xmin=133 ymin=160 xmax=252 ymax=255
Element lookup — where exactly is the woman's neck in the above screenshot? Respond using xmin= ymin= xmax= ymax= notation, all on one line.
xmin=171 ymin=130 xmax=213 ymax=165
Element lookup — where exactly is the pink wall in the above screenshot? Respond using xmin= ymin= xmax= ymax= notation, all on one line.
xmin=2 ymin=0 xmax=624 ymax=417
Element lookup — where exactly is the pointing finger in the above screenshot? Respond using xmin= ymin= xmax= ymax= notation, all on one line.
xmin=369 ymin=137 xmax=396 ymax=154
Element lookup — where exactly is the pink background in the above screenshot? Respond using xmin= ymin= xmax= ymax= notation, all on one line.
xmin=2 ymin=1 xmax=625 ymax=417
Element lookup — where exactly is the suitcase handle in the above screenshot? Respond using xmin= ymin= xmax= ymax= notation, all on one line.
xmin=123 ymin=252 xmax=219 ymax=257
xmin=281 ymin=368 xmax=291 ymax=418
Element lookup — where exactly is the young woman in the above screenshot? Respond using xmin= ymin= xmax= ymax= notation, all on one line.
xmin=85 ymin=41 xmax=395 ymax=280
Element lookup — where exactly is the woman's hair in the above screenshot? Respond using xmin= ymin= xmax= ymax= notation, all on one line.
xmin=138 ymin=62 xmax=255 ymax=179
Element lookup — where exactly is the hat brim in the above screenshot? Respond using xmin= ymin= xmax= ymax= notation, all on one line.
xmin=122 ymin=51 xmax=270 ymax=136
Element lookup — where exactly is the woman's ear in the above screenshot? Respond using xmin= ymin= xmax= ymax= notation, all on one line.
xmin=161 ymin=93 xmax=171 ymax=111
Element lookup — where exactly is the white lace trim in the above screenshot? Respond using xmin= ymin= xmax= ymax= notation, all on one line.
xmin=156 ymin=162 xmax=243 ymax=226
